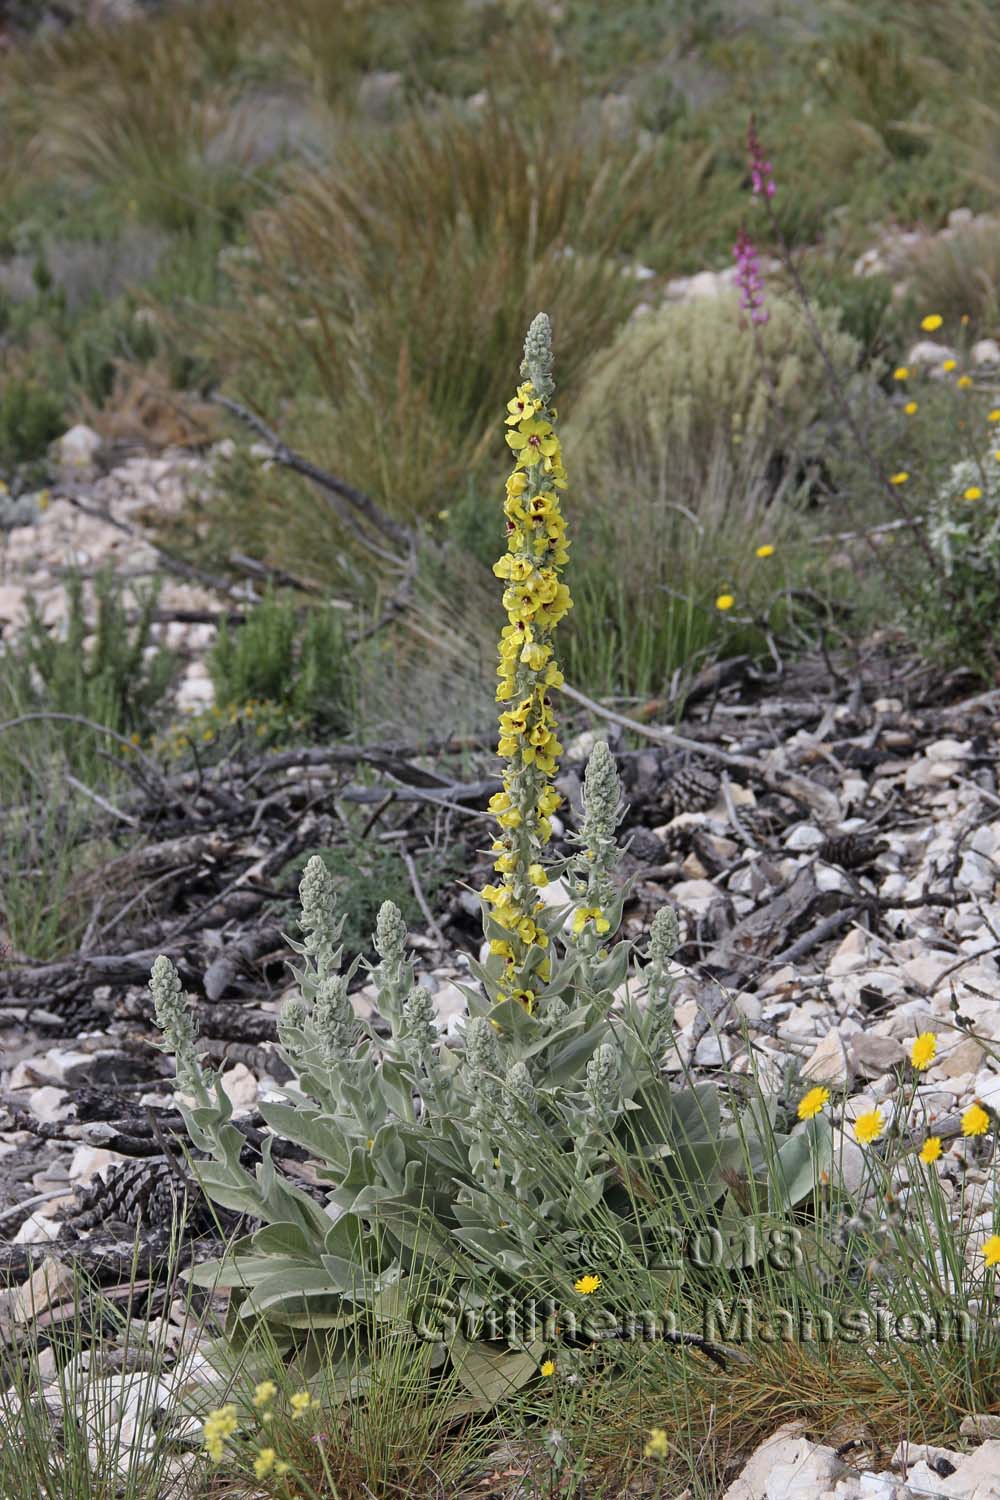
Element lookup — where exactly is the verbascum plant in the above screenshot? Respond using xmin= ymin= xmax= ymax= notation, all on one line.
xmin=153 ymin=319 xmax=831 ymax=1414
xmin=482 ymin=313 xmax=572 ymax=1012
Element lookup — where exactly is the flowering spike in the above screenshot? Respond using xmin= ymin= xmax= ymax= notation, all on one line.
xmin=520 ymin=312 xmax=555 ymax=404
xmin=483 ymin=315 xmax=572 ymax=1008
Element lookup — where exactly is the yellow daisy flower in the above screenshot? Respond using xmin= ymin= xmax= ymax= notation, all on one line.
xmin=893 ymin=367 xmax=909 ymax=381
xmin=921 ymin=314 xmax=943 ymax=331
xmin=889 ymin=472 xmax=909 ymax=485
xmin=797 ymin=1086 xmax=830 ymax=1121
xmin=853 ymin=1108 xmax=885 ymax=1146
xmin=755 ymin=543 xmax=775 ymax=558
xmin=904 ymin=401 xmax=918 ymax=415
xmin=715 ymin=593 xmax=735 ymax=611
xmin=540 ymin=1360 xmax=556 ymax=1377
xmin=963 ymin=1102 xmax=991 ymax=1137
xmin=910 ymin=1032 xmax=937 ymax=1070
xmin=983 ymin=1234 xmax=1000 ymax=1268
xmin=574 ymin=1273 xmax=601 ymax=1295
xmin=963 ymin=486 xmax=982 ymax=500
xmin=958 ymin=374 xmax=974 ymax=388
xmin=942 ymin=358 xmax=958 ymax=372
xmin=919 ymin=1136 xmax=942 ymax=1165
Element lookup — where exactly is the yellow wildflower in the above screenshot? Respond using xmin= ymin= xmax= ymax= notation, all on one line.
xmin=904 ymin=401 xmax=918 ymax=415
xmin=853 ymin=1108 xmax=885 ymax=1146
xmin=963 ymin=1102 xmax=991 ymax=1137
xmin=484 ymin=317 xmax=573 ymax=1011
xmin=942 ymin=359 xmax=957 ymax=372
xmin=797 ymin=1086 xmax=830 ymax=1122
xmin=919 ymin=1136 xmax=942 ymax=1165
xmin=963 ymin=486 xmax=982 ymax=500
xmin=203 ymin=1404 xmax=238 ymax=1462
xmin=572 ymin=906 xmax=610 ymax=936
xmin=889 ymin=472 xmax=909 ymax=485
xmin=290 ymin=1390 xmax=316 ymax=1417
xmin=921 ymin=314 xmax=943 ymax=331
xmin=254 ymin=1449 xmax=289 ymax=1480
xmin=892 ymin=367 xmax=909 ymax=380
xmin=253 ymin=1380 xmax=277 ymax=1407
xmin=989 ymin=409 xmax=1000 ymax=422
xmin=540 ymin=1359 xmax=556 ymax=1377
xmin=958 ymin=374 xmax=973 ymax=388
xmin=983 ymin=1234 xmax=1000 ymax=1268
xmin=574 ymin=1273 xmax=601 ymax=1295
xmin=644 ymin=1428 xmax=670 ymax=1459
xmin=755 ymin=543 xmax=775 ymax=558
xmin=910 ymin=1032 xmax=937 ymax=1070
xmin=715 ymin=593 xmax=735 ymax=611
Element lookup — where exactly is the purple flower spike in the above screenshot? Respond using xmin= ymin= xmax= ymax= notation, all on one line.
xmin=733 ymin=228 xmax=768 ymax=325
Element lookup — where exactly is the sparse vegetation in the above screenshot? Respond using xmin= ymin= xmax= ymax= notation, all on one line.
xmin=5 ymin=3 xmax=1000 ymax=1497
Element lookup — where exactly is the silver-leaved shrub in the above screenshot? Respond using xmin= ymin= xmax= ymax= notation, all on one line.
xmin=153 ymin=317 xmax=830 ymax=1406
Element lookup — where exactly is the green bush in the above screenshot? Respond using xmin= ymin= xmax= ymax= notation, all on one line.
xmin=567 ymin=290 xmax=861 ymax=518
xmin=209 ymin=588 xmax=355 ymax=738
xmin=0 ymin=375 xmax=64 ymax=469
xmin=909 ymin=449 xmax=1000 ymax=676
xmin=2 ymin=569 xmax=176 ymax=772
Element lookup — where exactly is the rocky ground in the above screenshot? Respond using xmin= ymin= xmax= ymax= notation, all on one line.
xmin=3 ymin=436 xmax=1000 ymax=1497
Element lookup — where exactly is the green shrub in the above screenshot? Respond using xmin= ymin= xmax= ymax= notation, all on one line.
xmin=906 ymin=449 xmax=1000 ymax=677
xmin=209 ymin=588 xmax=354 ymax=738
xmin=0 ymin=375 xmax=64 ymax=469
xmin=567 ymin=291 xmax=861 ymax=517
xmin=2 ymin=568 xmax=177 ymax=780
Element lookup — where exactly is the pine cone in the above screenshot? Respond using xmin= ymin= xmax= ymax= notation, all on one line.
xmin=661 ymin=760 xmax=720 ymax=819
xmin=68 ymin=1157 xmax=194 ymax=1232
xmin=818 ymin=833 xmax=882 ymax=870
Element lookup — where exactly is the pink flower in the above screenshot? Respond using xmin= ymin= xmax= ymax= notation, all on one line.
xmin=747 ymin=117 xmax=775 ymax=199
xmin=733 ymin=228 xmax=767 ymax=325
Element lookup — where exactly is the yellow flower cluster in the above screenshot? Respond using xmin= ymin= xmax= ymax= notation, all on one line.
xmin=483 ymin=361 xmax=572 ymax=1007
xmin=203 ymin=1404 xmax=238 ymax=1462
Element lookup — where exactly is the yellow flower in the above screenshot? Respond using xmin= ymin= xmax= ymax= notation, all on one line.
xmin=941 ymin=358 xmax=957 ymax=372
xmin=253 ymin=1380 xmax=277 ymax=1407
xmin=254 ymin=1449 xmax=289 ymax=1479
xmin=574 ymin=1273 xmax=601 ymax=1295
xmin=755 ymin=543 xmax=775 ymax=558
xmin=644 ymin=1428 xmax=670 ymax=1459
xmin=921 ymin=314 xmax=943 ymax=331
xmin=989 ymin=409 xmax=1000 ymax=422
xmin=919 ymin=1136 xmax=942 ymax=1165
xmin=963 ymin=486 xmax=983 ymax=500
xmin=203 ymin=1405 xmax=238 ymax=1462
xmin=963 ymin=1102 xmax=991 ymax=1137
xmin=983 ymin=1234 xmax=1000 ymax=1268
xmin=853 ymin=1108 xmax=885 ymax=1146
xmin=540 ymin=1359 xmax=556 ymax=1377
xmin=892 ymin=367 xmax=909 ymax=381
xmin=290 ymin=1390 xmax=315 ymax=1417
xmin=797 ymin=1086 xmax=830 ymax=1122
xmin=904 ymin=401 xmax=918 ymax=415
xmin=889 ymin=472 xmax=909 ymax=485
xmin=715 ymin=593 xmax=735 ymax=611
xmin=528 ymin=863 xmax=549 ymax=887
xmin=910 ymin=1032 xmax=937 ymax=1070
xmin=572 ymin=905 xmax=610 ymax=936
xmin=958 ymin=374 xmax=973 ymax=388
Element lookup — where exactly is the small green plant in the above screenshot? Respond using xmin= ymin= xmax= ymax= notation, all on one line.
xmin=209 ymin=588 xmax=355 ymax=739
xmin=5 ymin=568 xmax=177 ymax=760
xmin=0 ymin=374 xmax=64 ymax=470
